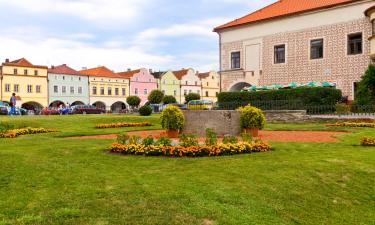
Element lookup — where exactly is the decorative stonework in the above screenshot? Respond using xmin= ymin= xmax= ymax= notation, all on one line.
xmin=221 ymin=41 xmax=243 ymax=71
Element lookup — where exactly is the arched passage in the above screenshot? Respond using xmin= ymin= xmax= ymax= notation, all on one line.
xmin=71 ymin=101 xmax=85 ymax=106
xmin=229 ymin=82 xmax=252 ymax=92
xmin=93 ymin=101 xmax=106 ymax=110
xmin=111 ymin=101 xmax=127 ymax=112
xmin=49 ymin=100 xmax=65 ymax=108
xmin=21 ymin=102 xmax=43 ymax=112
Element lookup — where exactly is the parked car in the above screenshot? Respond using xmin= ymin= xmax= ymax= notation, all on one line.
xmin=41 ymin=107 xmax=60 ymax=115
xmin=0 ymin=106 xmax=8 ymax=115
xmin=166 ymin=103 xmax=187 ymax=110
xmin=72 ymin=105 xmax=106 ymax=114
xmin=187 ymin=100 xmax=213 ymax=110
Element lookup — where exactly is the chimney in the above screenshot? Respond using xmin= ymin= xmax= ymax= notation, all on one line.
xmin=127 ymin=68 xmax=131 ymax=72
xmin=62 ymin=64 xmax=66 ymax=66
xmin=5 ymin=59 xmax=9 ymax=63
xmin=82 ymin=67 xmax=87 ymax=70
xmin=149 ymin=69 xmax=153 ymax=74
xmin=51 ymin=65 xmax=55 ymax=69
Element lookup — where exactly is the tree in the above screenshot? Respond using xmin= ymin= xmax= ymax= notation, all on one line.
xmin=354 ymin=64 xmax=375 ymax=105
xmin=162 ymin=95 xmax=177 ymax=105
xmin=185 ymin=93 xmax=200 ymax=104
xmin=126 ymin=96 xmax=141 ymax=109
xmin=148 ymin=90 xmax=164 ymax=104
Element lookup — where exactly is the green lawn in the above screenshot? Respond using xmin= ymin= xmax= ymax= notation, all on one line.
xmin=0 ymin=115 xmax=374 ymax=225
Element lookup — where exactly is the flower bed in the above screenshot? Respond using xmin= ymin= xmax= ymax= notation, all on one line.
xmin=360 ymin=137 xmax=375 ymax=146
xmin=109 ymin=142 xmax=271 ymax=157
xmin=326 ymin=122 xmax=375 ymax=128
xmin=0 ymin=128 xmax=57 ymax=138
xmin=95 ymin=122 xmax=152 ymax=129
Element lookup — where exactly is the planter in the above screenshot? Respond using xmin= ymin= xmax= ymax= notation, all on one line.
xmin=244 ymin=128 xmax=259 ymax=137
xmin=166 ymin=129 xmax=179 ymax=138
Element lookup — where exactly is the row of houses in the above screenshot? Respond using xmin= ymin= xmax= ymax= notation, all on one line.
xmin=0 ymin=58 xmax=220 ymax=111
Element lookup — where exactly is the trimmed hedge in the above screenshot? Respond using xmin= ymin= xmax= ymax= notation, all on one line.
xmin=218 ymin=87 xmax=342 ymax=110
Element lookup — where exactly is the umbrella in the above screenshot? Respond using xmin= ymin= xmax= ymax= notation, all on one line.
xmin=250 ymin=86 xmax=257 ymax=92
xmin=288 ymin=82 xmax=299 ymax=88
xmin=322 ymin=81 xmax=335 ymax=87
xmin=307 ymin=81 xmax=318 ymax=87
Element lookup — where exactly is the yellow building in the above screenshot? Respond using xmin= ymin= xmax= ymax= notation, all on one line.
xmin=80 ymin=66 xmax=130 ymax=112
xmin=198 ymin=71 xmax=220 ymax=103
xmin=0 ymin=58 xmax=48 ymax=111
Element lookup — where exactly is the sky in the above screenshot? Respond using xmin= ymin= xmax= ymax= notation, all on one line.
xmin=0 ymin=0 xmax=275 ymax=72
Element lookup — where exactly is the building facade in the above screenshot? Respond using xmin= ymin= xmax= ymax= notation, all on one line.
xmin=80 ymin=66 xmax=130 ymax=112
xmin=215 ymin=0 xmax=375 ymax=100
xmin=0 ymin=58 xmax=48 ymax=110
xmin=158 ymin=71 xmax=181 ymax=103
xmin=174 ymin=69 xmax=202 ymax=103
xmin=199 ymin=71 xmax=220 ymax=102
xmin=118 ymin=68 xmax=157 ymax=105
xmin=48 ymin=64 xmax=89 ymax=107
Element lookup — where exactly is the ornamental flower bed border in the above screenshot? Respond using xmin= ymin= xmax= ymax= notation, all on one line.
xmin=95 ymin=122 xmax=153 ymax=129
xmin=0 ymin=128 xmax=57 ymax=138
xmin=326 ymin=122 xmax=375 ymax=128
xmin=109 ymin=142 xmax=272 ymax=157
xmin=360 ymin=137 xmax=375 ymax=146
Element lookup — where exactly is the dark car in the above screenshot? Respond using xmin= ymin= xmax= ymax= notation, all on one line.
xmin=0 ymin=106 xmax=8 ymax=115
xmin=72 ymin=105 xmax=106 ymax=114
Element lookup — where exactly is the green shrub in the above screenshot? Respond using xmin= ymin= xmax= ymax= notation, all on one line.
xmin=142 ymin=136 xmax=155 ymax=146
xmin=148 ymin=90 xmax=164 ymax=104
xmin=241 ymin=133 xmax=253 ymax=143
xmin=178 ymin=134 xmax=199 ymax=147
xmin=126 ymin=96 xmax=141 ymax=108
xmin=155 ymin=137 xmax=172 ymax=146
xmin=185 ymin=93 xmax=200 ymax=103
xmin=139 ymin=105 xmax=152 ymax=116
xmin=117 ymin=133 xmax=130 ymax=145
xmin=353 ymin=64 xmax=375 ymax=106
xmin=335 ymin=103 xmax=350 ymax=115
xmin=222 ymin=135 xmax=238 ymax=144
xmin=163 ymin=95 xmax=177 ymax=104
xmin=237 ymin=105 xmax=266 ymax=129
xmin=0 ymin=122 xmax=14 ymax=134
xmin=160 ymin=105 xmax=185 ymax=130
xmin=205 ymin=128 xmax=218 ymax=146
xmin=128 ymin=136 xmax=142 ymax=145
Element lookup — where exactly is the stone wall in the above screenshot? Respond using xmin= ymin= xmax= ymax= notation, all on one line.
xmin=265 ymin=110 xmax=309 ymax=123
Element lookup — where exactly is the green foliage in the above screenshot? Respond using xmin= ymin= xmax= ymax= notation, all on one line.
xmin=142 ymin=136 xmax=155 ymax=146
xmin=0 ymin=122 xmax=14 ymax=133
xmin=148 ymin=90 xmax=164 ymax=104
xmin=139 ymin=105 xmax=153 ymax=116
xmin=353 ymin=64 xmax=375 ymax=106
xmin=241 ymin=133 xmax=253 ymax=143
xmin=205 ymin=128 xmax=218 ymax=146
xmin=155 ymin=137 xmax=172 ymax=146
xmin=128 ymin=136 xmax=142 ymax=145
xmin=237 ymin=105 xmax=266 ymax=129
xmin=185 ymin=93 xmax=201 ymax=103
xmin=178 ymin=134 xmax=199 ymax=147
xmin=162 ymin=95 xmax=177 ymax=104
xmin=126 ymin=96 xmax=141 ymax=108
xmin=335 ymin=103 xmax=350 ymax=115
xmin=222 ymin=135 xmax=238 ymax=144
xmin=117 ymin=133 xmax=130 ymax=145
xmin=160 ymin=105 xmax=185 ymax=130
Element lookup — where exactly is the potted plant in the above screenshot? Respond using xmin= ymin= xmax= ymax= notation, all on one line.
xmin=160 ymin=105 xmax=185 ymax=138
xmin=237 ymin=105 xmax=266 ymax=137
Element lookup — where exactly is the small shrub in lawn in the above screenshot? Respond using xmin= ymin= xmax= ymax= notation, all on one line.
xmin=223 ymin=135 xmax=238 ymax=144
xmin=241 ymin=133 xmax=253 ymax=143
xmin=155 ymin=137 xmax=173 ymax=146
xmin=142 ymin=136 xmax=155 ymax=146
xmin=237 ymin=105 xmax=266 ymax=130
xmin=128 ymin=136 xmax=142 ymax=145
xmin=179 ymin=134 xmax=199 ymax=147
xmin=117 ymin=133 xmax=130 ymax=145
xmin=205 ymin=128 xmax=218 ymax=146
xmin=139 ymin=105 xmax=152 ymax=116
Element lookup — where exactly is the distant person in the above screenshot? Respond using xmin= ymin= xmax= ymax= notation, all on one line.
xmin=9 ymin=93 xmax=16 ymax=115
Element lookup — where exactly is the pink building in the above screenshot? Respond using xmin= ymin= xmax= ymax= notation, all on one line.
xmin=118 ymin=68 xmax=158 ymax=105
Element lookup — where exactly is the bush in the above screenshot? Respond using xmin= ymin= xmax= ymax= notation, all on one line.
xmin=335 ymin=103 xmax=350 ymax=115
xmin=160 ymin=105 xmax=185 ymax=131
xmin=179 ymin=134 xmax=199 ymax=147
xmin=155 ymin=137 xmax=173 ymax=146
xmin=185 ymin=93 xmax=200 ymax=103
xmin=241 ymin=133 xmax=253 ymax=143
xmin=353 ymin=64 xmax=375 ymax=106
xmin=139 ymin=105 xmax=152 ymax=116
xmin=148 ymin=90 xmax=164 ymax=104
xmin=205 ymin=128 xmax=218 ymax=146
xmin=142 ymin=136 xmax=155 ymax=146
xmin=222 ymin=135 xmax=238 ymax=144
xmin=163 ymin=95 xmax=177 ymax=104
xmin=127 ymin=96 xmax=141 ymax=109
xmin=237 ymin=105 xmax=266 ymax=129
xmin=218 ymin=87 xmax=342 ymax=110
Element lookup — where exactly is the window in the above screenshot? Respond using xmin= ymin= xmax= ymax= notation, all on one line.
xmin=115 ymin=88 xmax=119 ymax=96
xmin=100 ymin=87 xmax=105 ymax=95
xmin=231 ymin=51 xmax=241 ymax=69
xmin=70 ymin=86 xmax=74 ymax=94
xmin=5 ymin=84 xmax=10 ymax=92
xmin=62 ymin=86 xmax=66 ymax=93
xmin=184 ymin=90 xmax=187 ymax=96
xmin=173 ymin=81 xmax=176 ymax=85
xmin=14 ymin=84 xmax=19 ymax=93
xmin=195 ymin=81 xmax=198 ymax=86
xmin=122 ymin=88 xmax=126 ymax=96
xmin=108 ymin=87 xmax=112 ymax=95
xmin=207 ymin=82 xmax=209 ymax=86
xmin=34 ymin=70 xmax=38 ymax=76
xmin=310 ymin=39 xmax=324 ymax=59
xmin=36 ymin=85 xmax=41 ymax=93
xmin=54 ymin=85 xmax=58 ymax=93
xmin=78 ymin=86 xmax=82 ymax=94
xmin=24 ymin=69 xmax=28 ymax=75
xmin=206 ymin=91 xmax=209 ymax=97
xmin=79 ymin=77 xmax=81 ymax=81
xmin=63 ymin=76 xmax=65 ymax=80
xmin=144 ymin=89 xmax=148 ymax=95
xmin=189 ymin=90 xmax=192 ymax=94
xmin=174 ymin=90 xmax=177 ymax=96
xmin=274 ymin=44 xmax=286 ymax=64
xmin=348 ymin=33 xmax=362 ymax=55
xmin=185 ymin=81 xmax=188 ymax=85
xmin=27 ymin=85 xmax=33 ymax=93
xmin=92 ymin=86 xmax=97 ymax=95
xmin=135 ymin=88 xmax=138 ymax=95
xmin=13 ymin=69 xmax=17 ymax=75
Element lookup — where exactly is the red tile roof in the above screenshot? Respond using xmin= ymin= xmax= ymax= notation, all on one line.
xmin=117 ymin=69 xmax=141 ymax=78
xmin=79 ymin=66 xmax=121 ymax=78
xmin=2 ymin=58 xmax=48 ymax=69
xmin=48 ymin=64 xmax=81 ymax=76
xmin=173 ymin=69 xmax=189 ymax=80
xmin=214 ymin=0 xmax=357 ymax=32
xmin=197 ymin=72 xmax=210 ymax=79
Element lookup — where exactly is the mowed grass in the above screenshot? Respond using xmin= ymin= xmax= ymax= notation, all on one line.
xmin=0 ymin=115 xmax=374 ymax=225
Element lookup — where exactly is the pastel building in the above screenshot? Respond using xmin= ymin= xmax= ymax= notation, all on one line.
xmin=0 ymin=58 xmax=48 ymax=110
xmin=80 ymin=66 xmax=130 ymax=112
xmin=156 ymin=71 xmax=181 ymax=103
xmin=48 ymin=64 xmax=89 ymax=107
xmin=214 ymin=0 xmax=375 ymax=100
xmin=174 ymin=69 xmax=201 ymax=103
xmin=118 ymin=68 xmax=157 ymax=105
xmin=198 ymin=71 xmax=220 ymax=102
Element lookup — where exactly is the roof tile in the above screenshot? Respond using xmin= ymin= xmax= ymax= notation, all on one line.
xmin=48 ymin=64 xmax=81 ymax=76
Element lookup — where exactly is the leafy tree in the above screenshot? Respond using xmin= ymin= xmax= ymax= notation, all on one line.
xmin=148 ymin=90 xmax=164 ymax=104
xmin=126 ymin=96 xmax=141 ymax=109
xmin=354 ymin=64 xmax=375 ymax=105
xmin=184 ymin=93 xmax=200 ymax=104
xmin=162 ymin=95 xmax=177 ymax=104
